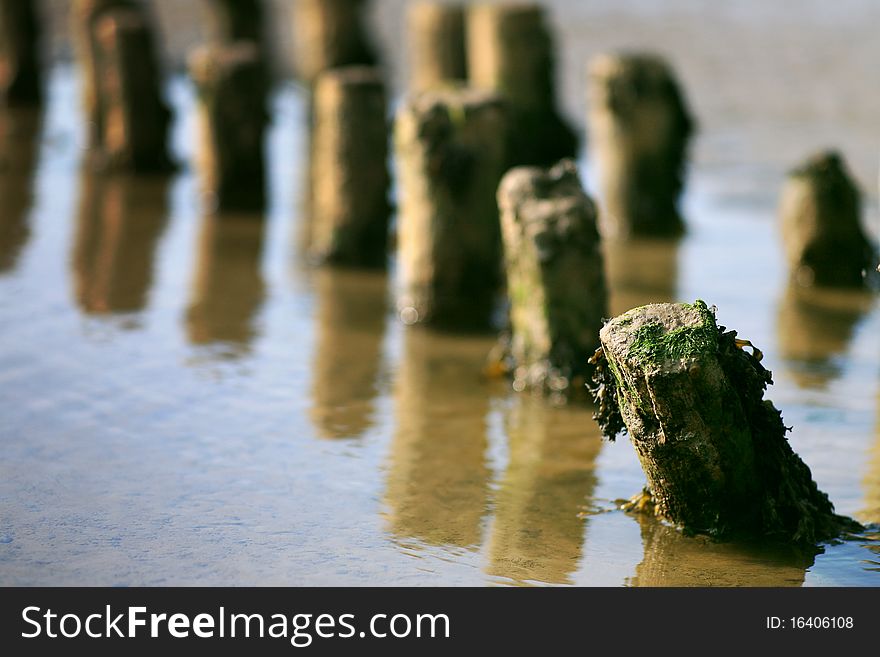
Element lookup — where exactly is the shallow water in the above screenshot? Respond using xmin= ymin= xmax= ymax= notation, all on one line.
xmin=2 ymin=2 xmax=880 ymax=586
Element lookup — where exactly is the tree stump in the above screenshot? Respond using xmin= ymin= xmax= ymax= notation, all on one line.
xmin=587 ymin=53 xmax=693 ymax=237
xmin=407 ymin=2 xmax=466 ymax=91
xmin=190 ymin=42 xmax=268 ymax=213
xmin=0 ymin=0 xmax=42 ymax=105
xmin=496 ymin=159 xmax=607 ymax=395
xmin=292 ymin=0 xmax=377 ymax=84
xmin=309 ymin=66 xmax=390 ymax=267
xmin=780 ymin=151 xmax=875 ymax=288
xmin=466 ymin=3 xmax=577 ymax=167
xmin=394 ymin=87 xmax=507 ymax=328
xmin=590 ymin=300 xmax=860 ymax=545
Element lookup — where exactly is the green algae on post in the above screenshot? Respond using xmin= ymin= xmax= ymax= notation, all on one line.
xmin=589 ymin=300 xmax=861 ymax=545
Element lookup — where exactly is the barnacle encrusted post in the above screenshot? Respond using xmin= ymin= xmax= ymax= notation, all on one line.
xmin=590 ymin=300 xmax=859 ymax=544
xmin=587 ymin=53 xmax=693 ymax=237
xmin=308 ymin=66 xmax=390 ymax=267
xmin=466 ymin=3 xmax=577 ymax=167
xmin=780 ymin=151 xmax=875 ymax=288
xmin=394 ymin=87 xmax=507 ymax=328
xmin=0 ymin=0 xmax=43 ymax=105
xmin=496 ymin=159 xmax=607 ymax=395
xmin=408 ymin=2 xmax=467 ymax=92
xmin=190 ymin=42 xmax=268 ymax=213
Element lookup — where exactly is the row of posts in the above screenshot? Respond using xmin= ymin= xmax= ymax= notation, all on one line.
xmin=2 ymin=0 xmax=876 ymax=397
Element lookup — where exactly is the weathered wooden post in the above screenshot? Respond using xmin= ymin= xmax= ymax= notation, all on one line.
xmin=308 ymin=66 xmax=390 ymax=267
xmin=466 ymin=3 xmax=576 ymax=167
xmin=0 ymin=0 xmax=42 ymax=105
xmin=587 ymin=53 xmax=694 ymax=237
xmin=186 ymin=213 xmax=265 ymax=352
xmin=408 ymin=2 xmax=466 ymax=91
xmin=190 ymin=42 xmax=268 ymax=213
xmin=779 ymin=151 xmax=875 ymax=288
xmin=309 ymin=268 xmax=387 ymax=439
xmin=292 ymin=0 xmax=377 ymax=84
xmin=590 ymin=300 xmax=860 ymax=545
xmin=72 ymin=1 xmax=171 ymax=171
xmin=495 ymin=159 xmax=607 ymax=395
xmin=394 ymin=87 xmax=507 ymax=328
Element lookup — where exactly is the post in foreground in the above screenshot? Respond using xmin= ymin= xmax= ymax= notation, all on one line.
xmin=589 ymin=300 xmax=860 ymax=545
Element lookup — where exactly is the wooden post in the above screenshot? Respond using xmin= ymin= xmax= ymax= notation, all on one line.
xmin=75 ymin=2 xmax=171 ymax=171
xmin=496 ymin=159 xmax=607 ymax=395
xmin=590 ymin=300 xmax=860 ymax=545
xmin=190 ymin=42 xmax=268 ymax=213
xmin=186 ymin=213 xmax=265 ymax=352
xmin=466 ymin=3 xmax=576 ymax=167
xmin=72 ymin=0 xmax=171 ymax=171
xmin=587 ymin=53 xmax=693 ymax=237
xmin=394 ymin=87 xmax=506 ymax=328
xmin=0 ymin=0 xmax=42 ymax=105
xmin=309 ymin=66 xmax=389 ymax=267
xmin=407 ymin=2 xmax=466 ymax=91
xmin=292 ymin=0 xmax=377 ymax=84
xmin=780 ymin=151 xmax=875 ymax=288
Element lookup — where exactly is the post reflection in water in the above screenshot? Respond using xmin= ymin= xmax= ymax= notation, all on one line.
xmin=628 ymin=515 xmax=814 ymax=586
xmin=602 ymin=236 xmax=680 ymax=316
xmin=0 ymin=107 xmax=42 ymax=274
xmin=185 ymin=213 xmax=266 ymax=355
xmin=72 ymin=172 xmax=170 ymax=315
xmin=309 ymin=267 xmax=388 ymax=439
xmin=383 ymin=328 xmax=495 ymax=549
xmin=863 ymin=392 xmax=880 ymax=524
xmin=487 ymin=397 xmax=602 ymax=585
xmin=776 ymin=283 xmax=872 ymax=389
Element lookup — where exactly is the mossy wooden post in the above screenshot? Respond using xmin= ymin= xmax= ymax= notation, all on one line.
xmin=466 ymin=3 xmax=576 ymax=167
xmin=309 ymin=66 xmax=389 ymax=267
xmin=0 ymin=0 xmax=42 ymax=105
xmin=587 ymin=53 xmax=693 ymax=237
xmin=394 ymin=87 xmax=506 ymax=328
xmin=780 ymin=151 xmax=874 ymax=288
xmin=408 ymin=2 xmax=466 ymax=91
xmin=590 ymin=300 xmax=860 ymax=545
xmin=190 ymin=43 xmax=268 ymax=213
xmin=292 ymin=0 xmax=377 ymax=84
xmin=496 ymin=159 xmax=607 ymax=395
